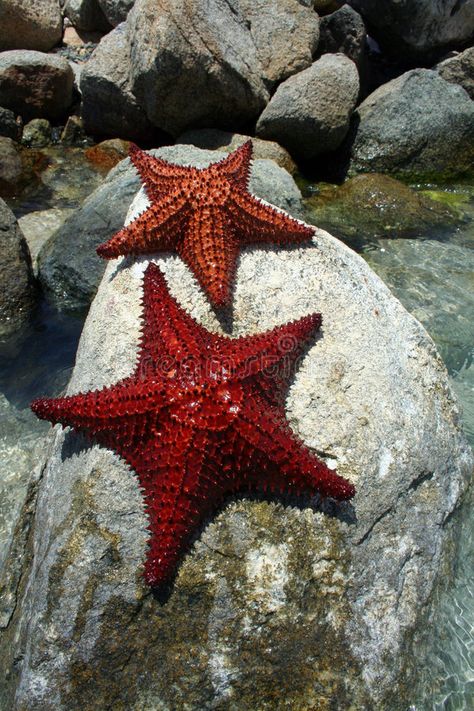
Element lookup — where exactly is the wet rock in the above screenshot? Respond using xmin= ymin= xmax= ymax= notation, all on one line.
xmin=127 ymin=0 xmax=269 ymax=137
xmin=349 ymin=69 xmax=474 ymax=180
xmin=237 ymin=0 xmax=320 ymax=86
xmin=0 ymin=107 xmax=22 ymax=141
xmin=97 ymin=0 xmax=135 ymax=26
xmin=63 ymin=0 xmax=111 ymax=33
xmin=437 ymin=47 xmax=474 ymax=101
xmin=18 ymin=208 xmax=75 ymax=275
xmin=38 ymin=145 xmax=305 ymax=309
xmin=256 ymin=54 xmax=359 ymax=160
xmin=348 ymin=0 xmax=474 ymax=61
xmin=0 ymin=0 xmax=63 ymax=52
xmin=0 ymin=138 xmax=48 ymax=197
xmin=85 ymin=138 xmax=131 ymax=171
xmin=80 ymin=24 xmax=156 ymax=142
xmin=3 ymin=164 xmax=472 ymax=708
xmin=22 ymin=119 xmax=52 ymax=148
xmin=0 ymin=199 xmax=36 ymax=336
xmin=0 ymin=51 xmax=74 ymax=122
xmin=318 ymin=4 xmax=367 ymax=67
xmin=177 ymin=128 xmax=297 ymax=174
xmin=60 ymin=115 xmax=87 ymax=145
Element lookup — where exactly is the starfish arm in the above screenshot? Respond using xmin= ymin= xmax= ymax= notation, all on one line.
xmin=178 ymin=208 xmax=240 ymax=308
xmin=216 ymin=140 xmax=253 ymax=190
xmin=129 ymin=143 xmax=194 ymax=199
xmin=205 ymin=312 xmax=321 ymax=383
xmin=136 ymin=263 xmax=215 ymax=377
xmin=234 ymin=396 xmax=355 ymax=501
xmin=96 ymin=196 xmax=190 ymax=259
xmin=228 ymin=190 xmax=314 ymax=246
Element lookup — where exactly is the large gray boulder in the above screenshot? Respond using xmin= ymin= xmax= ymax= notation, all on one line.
xmin=256 ymin=54 xmax=360 ymax=160
xmin=1 ymin=158 xmax=471 ymax=708
xmin=80 ymin=25 xmax=156 ymax=142
xmin=0 ymin=199 xmax=36 ymax=336
xmin=437 ymin=47 xmax=474 ymax=101
xmin=0 ymin=51 xmax=73 ymax=122
xmin=38 ymin=145 xmax=306 ymax=309
xmin=0 ymin=0 xmax=62 ymax=52
xmin=62 ymin=0 xmax=111 ymax=32
xmin=348 ymin=0 xmax=474 ymax=61
xmin=349 ymin=69 xmax=474 ymax=180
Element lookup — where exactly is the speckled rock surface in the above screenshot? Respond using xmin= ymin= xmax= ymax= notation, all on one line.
xmin=1 ymin=153 xmax=472 ymax=709
xmin=0 ymin=0 xmax=63 ymax=52
xmin=437 ymin=47 xmax=474 ymax=100
xmin=38 ymin=145 xmax=305 ymax=310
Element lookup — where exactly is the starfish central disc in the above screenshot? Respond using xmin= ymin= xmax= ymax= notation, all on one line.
xmin=96 ymin=142 xmax=314 ymax=309
xmin=31 ymin=264 xmax=355 ymax=590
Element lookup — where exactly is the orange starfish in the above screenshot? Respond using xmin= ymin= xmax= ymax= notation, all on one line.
xmin=96 ymin=142 xmax=314 ymax=308
xmin=31 ymin=263 xmax=354 ymax=589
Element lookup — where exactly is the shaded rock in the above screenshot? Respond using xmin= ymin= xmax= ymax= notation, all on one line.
xmin=22 ymin=119 xmax=52 ymax=148
xmin=0 ymin=51 xmax=74 ymax=122
xmin=237 ymin=0 xmax=320 ymax=86
xmin=256 ymin=54 xmax=359 ymax=161
xmin=318 ymin=4 xmax=367 ymax=67
xmin=127 ymin=0 xmax=269 ymax=137
xmin=3 ymin=170 xmax=472 ymax=709
xmin=177 ymin=128 xmax=297 ymax=174
xmin=0 ymin=107 xmax=22 ymax=141
xmin=0 ymin=0 xmax=62 ymax=52
xmin=98 ymin=0 xmax=135 ymax=25
xmin=437 ymin=47 xmax=474 ymax=101
xmin=0 ymin=138 xmax=48 ymax=197
xmin=18 ymin=208 xmax=75 ymax=275
xmin=349 ymin=69 xmax=474 ymax=180
xmin=63 ymin=0 xmax=111 ymax=32
xmin=0 ymin=199 xmax=36 ymax=335
xmin=348 ymin=0 xmax=474 ymax=61
xmin=85 ymin=138 xmax=131 ymax=171
xmin=38 ymin=145 xmax=305 ymax=309
xmin=60 ymin=115 xmax=86 ymax=145
xmin=313 ymin=0 xmax=345 ymax=13
xmin=80 ymin=24 xmax=156 ymax=142
xmin=306 ymin=173 xmax=460 ymax=249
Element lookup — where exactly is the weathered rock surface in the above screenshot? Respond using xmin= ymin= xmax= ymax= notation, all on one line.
xmin=22 ymin=119 xmax=52 ymax=148
xmin=257 ymin=54 xmax=360 ymax=160
xmin=437 ymin=47 xmax=474 ymax=101
xmin=0 ymin=51 xmax=74 ymax=122
xmin=0 ymin=199 xmax=36 ymax=335
xmin=318 ymin=3 xmax=366 ymax=67
xmin=127 ymin=0 xmax=269 ymax=137
xmin=80 ymin=24 xmax=156 ymax=142
xmin=2 ymin=161 xmax=471 ymax=709
xmin=349 ymin=69 xmax=474 ymax=180
xmin=38 ymin=145 xmax=305 ymax=309
xmin=0 ymin=107 xmax=21 ymax=141
xmin=98 ymin=0 xmax=135 ymax=25
xmin=306 ymin=173 xmax=460 ymax=248
xmin=349 ymin=0 xmax=474 ymax=61
xmin=238 ymin=0 xmax=320 ymax=86
xmin=177 ymin=128 xmax=297 ymax=174
xmin=63 ymin=0 xmax=111 ymax=32
xmin=0 ymin=0 xmax=63 ymax=52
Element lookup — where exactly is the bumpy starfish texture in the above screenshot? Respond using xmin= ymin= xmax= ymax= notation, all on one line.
xmin=96 ymin=141 xmax=314 ymax=308
xmin=31 ymin=263 xmax=354 ymax=589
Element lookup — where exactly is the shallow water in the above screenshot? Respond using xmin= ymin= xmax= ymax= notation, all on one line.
xmin=0 ymin=153 xmax=472 ymax=707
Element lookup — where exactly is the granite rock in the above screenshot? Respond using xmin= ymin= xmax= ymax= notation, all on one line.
xmin=256 ymin=54 xmax=360 ymax=160
xmin=348 ymin=0 xmax=474 ymax=61
xmin=437 ymin=47 xmax=474 ymax=101
xmin=38 ymin=145 xmax=305 ymax=309
xmin=0 ymin=199 xmax=36 ymax=336
xmin=0 ymin=0 xmax=62 ymax=52
xmin=349 ymin=69 xmax=474 ymax=180
xmin=0 ymin=51 xmax=74 ymax=122
xmin=2 ymin=167 xmax=471 ymax=709
xmin=97 ymin=0 xmax=135 ymax=26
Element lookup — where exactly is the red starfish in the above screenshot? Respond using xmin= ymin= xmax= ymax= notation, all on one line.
xmin=96 ymin=142 xmax=314 ymax=308
xmin=31 ymin=264 xmax=354 ymax=589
